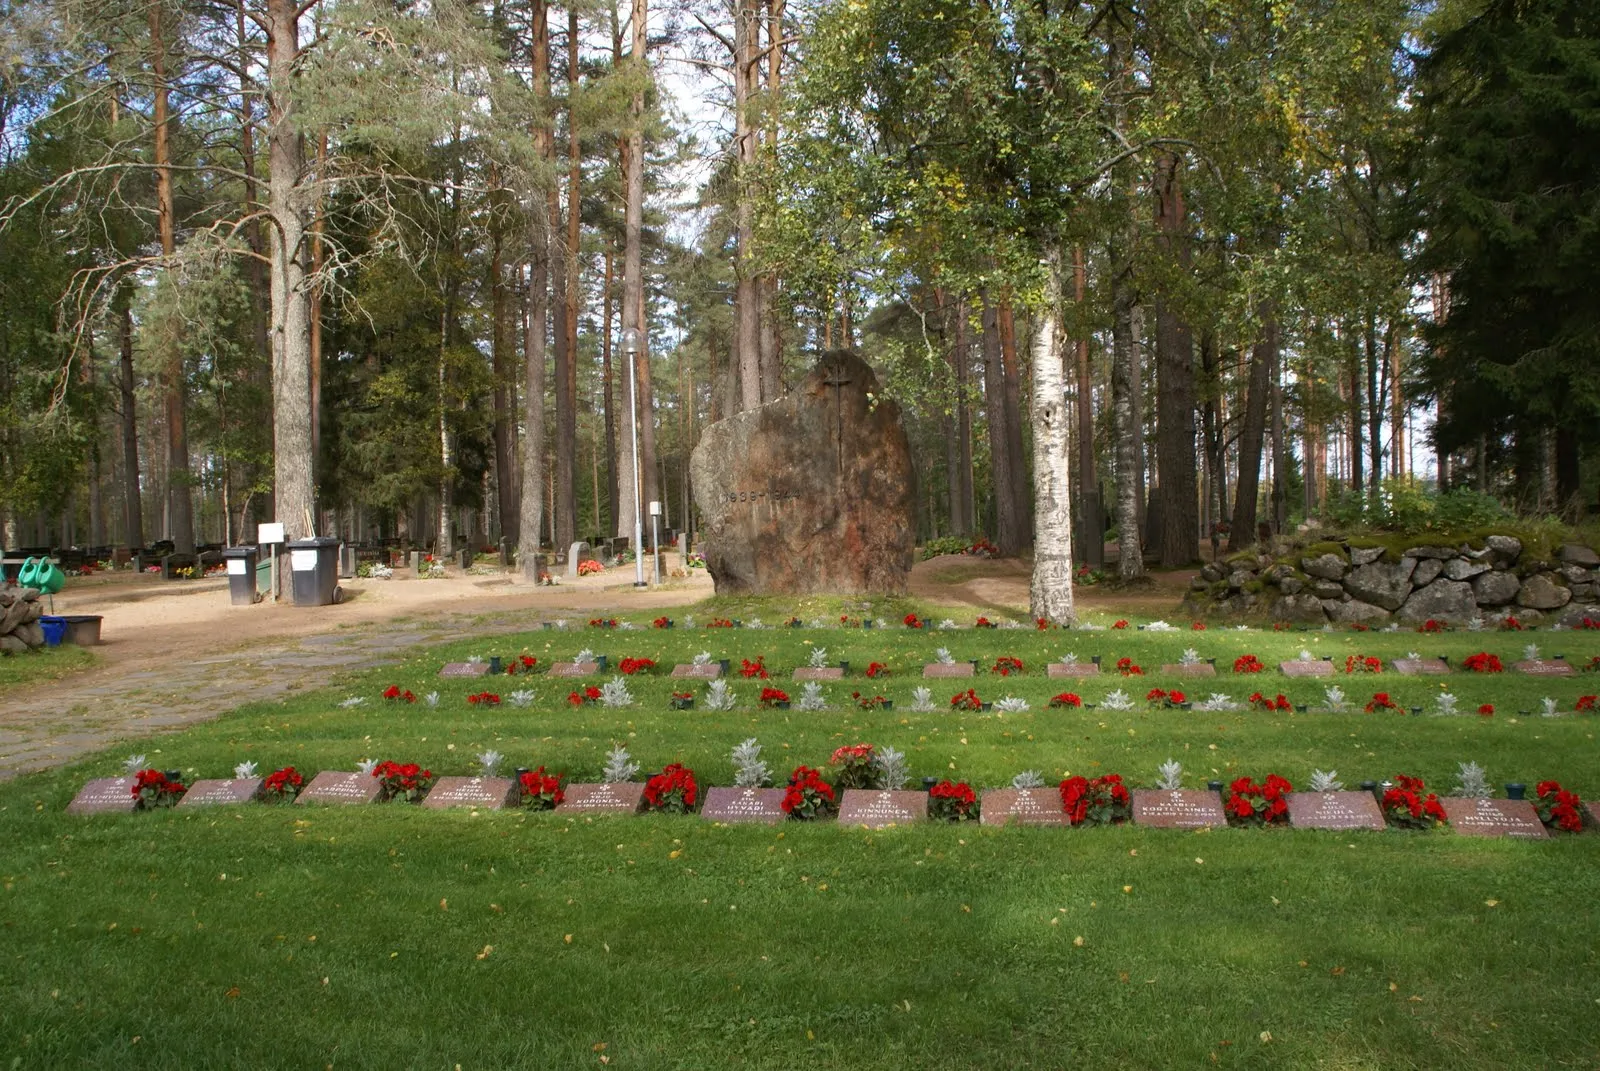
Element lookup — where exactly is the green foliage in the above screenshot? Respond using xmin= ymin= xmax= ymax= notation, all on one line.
xmin=1325 ymin=480 xmax=1513 ymax=534
xmin=919 ymin=536 xmax=971 ymax=560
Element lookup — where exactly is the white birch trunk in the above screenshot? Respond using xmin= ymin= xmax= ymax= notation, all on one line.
xmin=1029 ymin=249 xmax=1075 ymax=625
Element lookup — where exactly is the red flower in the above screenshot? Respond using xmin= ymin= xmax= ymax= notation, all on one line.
xmin=866 ymin=662 xmax=890 ymax=678
xmin=1364 ymin=692 xmax=1397 ymax=713
xmin=1048 ymin=692 xmax=1083 ymax=708
xmin=759 ymin=686 xmax=791 ymax=707
xmin=1463 ymin=651 xmax=1503 ymax=673
xmin=991 ymin=656 xmax=1024 ymax=676
xmin=467 ymin=692 xmax=501 ymax=706
xmin=1418 ymin=619 xmax=1445 ymax=633
xmin=1112 ymin=619 xmax=1129 ymax=630
xmin=1478 ymin=703 xmax=1495 ymax=717
xmin=1170 ymin=690 xmax=1187 ymax=705
xmin=903 ymin=613 xmax=924 ymax=629
xmin=652 ymin=616 xmax=671 ymax=629
xmin=383 ymin=684 xmax=402 ymax=700
xmin=1499 ymin=615 xmax=1523 ymax=631
xmin=1036 ymin=617 xmax=1050 ymax=631
xmin=950 ymin=689 xmax=983 ymax=711
xmin=1233 ymin=654 xmax=1264 ymax=674
xmin=1057 ymin=773 xmax=1132 ymax=825
xmin=1146 ymin=688 xmax=1168 ymax=702
xmin=975 ymin=616 xmax=994 ymax=628
xmin=518 ymin=766 xmax=565 ymax=808
xmin=643 ymin=763 xmax=699 ymax=812
xmin=1115 ymin=657 xmax=1143 ymax=676
xmin=1191 ymin=621 xmax=1207 ymax=631
xmin=1576 ymin=695 xmax=1596 ymax=712
xmin=740 ymin=657 xmax=768 ymax=679
xmin=618 ymin=657 xmax=656 ymax=675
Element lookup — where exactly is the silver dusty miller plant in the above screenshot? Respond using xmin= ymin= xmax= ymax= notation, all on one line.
xmin=1435 ymin=692 xmax=1459 ymax=716
xmin=233 ymin=760 xmax=258 ymax=780
xmin=1012 ymin=770 xmax=1046 ymax=789
xmin=423 ymin=691 xmax=440 ymax=708
xmin=1101 ymin=689 xmax=1134 ymax=711
xmin=808 ymin=646 xmax=830 ymax=669
xmin=602 ymin=746 xmax=640 ymax=783
xmin=1323 ymin=686 xmax=1348 ymax=713
xmin=691 ymin=651 xmax=714 ymax=666
xmin=1308 ymin=769 xmax=1344 ymax=792
xmin=796 ymin=681 xmax=828 ymax=712
xmin=122 ymin=754 xmax=147 ymax=774
xmin=477 ymin=750 xmax=504 ymax=777
xmin=1156 ymin=759 xmax=1184 ymax=791
xmin=600 ymin=676 xmax=635 ymax=708
xmin=574 ymin=648 xmax=597 ymax=665
xmin=994 ymin=696 xmax=1030 ymax=713
xmin=508 ymin=689 xmax=537 ymax=708
xmin=909 ymin=686 xmax=936 ymax=713
xmin=874 ymin=746 xmax=910 ymax=790
xmin=934 ymin=647 xmax=956 ymax=665
xmin=1179 ymin=647 xmax=1203 ymax=666
xmin=356 ymin=758 xmax=378 ymax=776
xmin=703 ymin=679 xmax=737 ymax=711
xmin=1455 ymin=761 xmax=1491 ymax=799
xmin=731 ymin=738 xmax=771 ymax=787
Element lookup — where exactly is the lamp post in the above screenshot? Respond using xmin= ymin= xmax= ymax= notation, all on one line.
xmin=621 ymin=327 xmax=647 ymax=588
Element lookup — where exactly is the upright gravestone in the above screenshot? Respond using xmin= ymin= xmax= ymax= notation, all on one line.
xmin=565 ymin=541 xmax=595 ymax=580
xmin=690 ymin=351 xmax=915 ymax=595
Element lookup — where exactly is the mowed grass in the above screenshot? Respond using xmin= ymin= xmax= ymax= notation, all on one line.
xmin=0 ymin=644 xmax=95 ymax=694
xmin=4 ymin=613 xmax=1600 ymax=1069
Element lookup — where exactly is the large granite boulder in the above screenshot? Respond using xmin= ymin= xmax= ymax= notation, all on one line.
xmin=690 ymin=351 xmax=915 ymax=595
xmin=1271 ymin=593 xmax=1327 ymax=623
xmin=1409 ymin=558 xmax=1445 ymax=587
xmin=1443 ymin=557 xmax=1491 ymax=582
xmin=1558 ymin=543 xmax=1599 ymax=567
xmin=1472 ymin=569 xmax=1521 ymax=606
xmin=1343 ymin=560 xmax=1416 ymax=611
xmin=1484 ymin=534 xmax=1522 ymax=567
xmin=1301 ymin=553 xmax=1348 ymax=581
xmin=1397 ymin=579 xmax=1478 ymax=624
xmin=1348 ymin=545 xmax=1387 ymax=566
xmin=1517 ymin=573 xmax=1571 ymax=610
xmin=1323 ymin=598 xmax=1391 ymax=625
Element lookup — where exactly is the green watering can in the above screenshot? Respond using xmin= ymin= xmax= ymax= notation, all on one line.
xmin=17 ymin=556 xmax=65 ymax=595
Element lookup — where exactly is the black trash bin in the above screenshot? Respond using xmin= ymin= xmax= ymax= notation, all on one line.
xmin=287 ymin=537 xmax=341 ymax=607
xmin=223 ymin=546 xmax=259 ymax=606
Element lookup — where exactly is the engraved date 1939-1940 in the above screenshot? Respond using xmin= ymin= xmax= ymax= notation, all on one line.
xmin=727 ymin=488 xmax=800 ymax=504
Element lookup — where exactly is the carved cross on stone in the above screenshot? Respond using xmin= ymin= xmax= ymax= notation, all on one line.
xmin=822 ymin=370 xmax=851 ymax=473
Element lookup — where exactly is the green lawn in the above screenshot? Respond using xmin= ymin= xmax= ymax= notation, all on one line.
xmin=0 ymin=644 xmax=95 ymax=694
xmin=3 ymin=613 xmax=1599 ymax=1069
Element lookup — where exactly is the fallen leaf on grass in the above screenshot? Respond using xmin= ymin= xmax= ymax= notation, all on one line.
xmin=1331 ymin=967 xmax=1345 ymax=976
xmin=1073 ymin=936 xmax=1085 ymax=947
xmin=475 ymin=946 xmax=493 ymax=960
xmin=224 ymin=987 xmax=240 ymax=999
xmin=1485 ymin=899 xmax=1499 ymax=907
xmin=1260 ymin=1031 xmax=1272 ymax=1043
xmin=564 ymin=934 xmax=573 ymax=944
xmin=439 ymin=899 xmax=448 ymax=911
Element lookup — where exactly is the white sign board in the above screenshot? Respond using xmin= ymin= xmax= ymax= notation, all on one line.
xmin=290 ymin=549 xmax=318 ymax=572
xmin=226 ymin=558 xmax=247 ymax=576
xmin=258 ymin=522 xmax=285 ymax=544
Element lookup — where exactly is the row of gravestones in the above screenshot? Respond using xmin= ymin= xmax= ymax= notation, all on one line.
xmin=439 ymin=657 xmax=1582 ymax=680
xmin=64 ymin=772 xmax=1585 ymax=839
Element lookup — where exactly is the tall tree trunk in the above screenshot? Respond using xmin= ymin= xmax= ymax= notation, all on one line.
xmin=981 ymin=297 xmax=1020 ymax=554
xmin=755 ymin=0 xmax=784 ymax=401
xmin=1152 ymin=152 xmax=1197 ymax=566
xmin=1229 ymin=310 xmax=1276 ymax=551
xmin=1365 ymin=312 xmax=1383 ymax=504
xmin=150 ymin=0 xmax=193 ymax=554
xmin=310 ymin=130 xmax=326 ymax=475
xmin=733 ymin=0 xmax=762 ymax=411
xmin=602 ymin=243 xmax=618 ymax=531
xmin=1029 ymin=248 xmax=1074 ymax=625
xmin=937 ymin=289 xmax=961 ymax=536
xmin=539 ymin=3 xmax=575 ymax=553
xmin=490 ymin=176 xmax=517 ymax=545
xmin=83 ymin=334 xmax=105 ymax=546
xmin=954 ymin=295 xmax=974 ymax=537
xmin=616 ymin=0 xmax=648 ymax=542
xmin=519 ymin=258 xmax=548 ymax=575
xmin=1347 ymin=333 xmax=1364 ymax=497
xmin=1270 ymin=329 xmax=1287 ymax=536
xmin=997 ymin=294 xmax=1030 ymax=550
xmin=265 ymin=0 xmax=315 ymax=543
xmin=117 ymin=290 xmax=144 ymax=547
xmin=1109 ymin=240 xmax=1142 ymax=579
xmin=236 ymin=0 xmax=271 ymax=533
xmin=1072 ymin=246 xmax=1102 ymax=566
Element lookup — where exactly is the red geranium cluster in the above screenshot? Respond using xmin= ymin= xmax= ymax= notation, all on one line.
xmin=1345 ymin=655 xmax=1382 ymax=674
xmin=928 ymin=780 xmax=978 ymax=822
xmin=618 ymin=657 xmax=656 ymax=675
xmin=652 ymin=616 xmax=672 ymax=629
xmin=372 ymin=760 xmax=433 ymax=803
xmin=1463 ymin=651 xmax=1503 ymax=673
xmin=587 ymin=616 xmax=618 ymax=628
xmin=1499 ymin=615 xmax=1524 ymax=631
xmin=1478 ymin=703 xmax=1495 ymax=717
xmin=1364 ymin=692 xmax=1398 ymax=713
xmin=1036 ymin=617 xmax=1051 ymax=631
xmin=1112 ymin=619 xmax=1129 ymax=630
xmin=1059 ymin=773 xmax=1131 ymax=825
xmin=1534 ymin=780 xmax=1584 ymax=833
xmin=1146 ymin=688 xmax=1187 ymax=708
xmin=781 ymin=765 xmax=837 ymax=819
xmin=576 ymin=560 xmax=604 ymax=576
xmin=1418 ymin=619 xmax=1446 ymax=633
xmin=643 ymin=763 xmax=699 ymax=813
xmin=707 ymin=617 xmax=735 ymax=628
xmin=851 ymin=691 xmax=889 ymax=710
xmin=866 ymin=662 xmax=890 ymax=678
xmin=1577 ymin=695 xmax=1597 ymax=712
xmin=1233 ymin=654 xmax=1264 ymax=674
xmin=759 ymin=686 xmax=791 ymax=707
xmin=830 ymin=743 xmax=878 ymax=789
xmin=131 ymin=769 xmax=186 ymax=809
xmin=1249 ymin=691 xmax=1292 ymax=712
xmin=1048 ymin=692 xmax=1083 ymax=708
xmin=519 ymin=766 xmax=564 ymax=809
xmin=262 ymin=766 xmax=303 ymax=801
xmin=784 ymin=617 xmax=802 ymax=628
xmin=966 ymin=537 xmax=999 ymax=557
xmin=505 ymin=655 xmax=538 ymax=674
xmin=991 ymin=656 xmax=1024 ymax=677
xmin=975 ymin=616 xmax=996 ymax=629
xmin=567 ymin=686 xmax=602 ymax=706
xmin=903 ymin=613 xmax=925 ymax=629
xmin=1580 ymin=616 xmax=1600 ymax=630
xmin=1226 ymin=774 xmax=1292 ymax=825
xmin=1382 ymin=773 xmax=1446 ymax=829
xmin=467 ymin=692 xmax=501 ymax=706
xmin=950 ymin=689 xmax=983 ymax=712
xmin=1192 ymin=621 xmax=1207 ymax=631
xmin=740 ymin=657 xmax=769 ymax=679
xmin=1585 ymin=656 xmax=1600 ymax=673
xmin=382 ymin=684 xmax=417 ymax=703
xmin=1115 ymin=657 xmax=1144 ymax=677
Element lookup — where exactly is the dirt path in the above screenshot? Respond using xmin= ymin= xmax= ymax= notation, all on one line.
xmin=0 ymin=555 xmax=1189 ymax=781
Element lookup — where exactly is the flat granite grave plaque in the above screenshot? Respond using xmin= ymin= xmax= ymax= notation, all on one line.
xmin=1514 ymin=659 xmax=1574 ymax=677
xmin=1047 ymin=663 xmax=1099 ymax=678
xmin=557 ymin=781 xmax=645 ymax=814
xmin=671 ymin=663 xmax=722 ymax=680
xmin=1286 ymin=791 xmax=1385 ymax=831
xmin=793 ymin=667 xmax=845 ymax=681
xmin=838 ymin=789 xmax=927 ymax=828
xmin=1586 ymin=801 xmax=1600 ymax=827
xmin=1161 ymin=663 xmax=1217 ymax=677
xmin=922 ymin=663 xmax=974 ymax=678
xmin=1393 ymin=658 xmax=1449 ymax=675
xmin=67 ymin=777 xmax=137 ymax=815
xmin=1280 ymin=660 xmax=1334 ymax=678
xmin=701 ymin=786 xmax=787 ymax=824
xmin=980 ymin=787 xmax=1070 ymax=827
xmin=1131 ymin=789 xmax=1227 ymax=829
xmin=296 ymin=771 xmax=384 ymax=806
xmin=439 ymin=662 xmax=489 ymax=678
xmin=1440 ymin=796 xmax=1547 ymax=838
xmin=549 ymin=661 xmax=601 ymax=678
xmin=178 ymin=778 xmax=264 ymax=808
xmin=422 ymin=776 xmax=517 ymax=810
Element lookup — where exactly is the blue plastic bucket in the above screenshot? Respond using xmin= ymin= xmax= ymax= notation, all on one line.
xmin=39 ymin=616 xmax=67 ymax=647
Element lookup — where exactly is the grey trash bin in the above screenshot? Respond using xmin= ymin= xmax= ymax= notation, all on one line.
xmin=223 ymin=546 xmax=259 ymax=606
xmin=287 ymin=537 xmax=341 ymax=607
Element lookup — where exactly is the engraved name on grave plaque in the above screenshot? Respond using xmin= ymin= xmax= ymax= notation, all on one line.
xmin=701 ymin=787 xmax=787 ymax=824
xmin=549 ymin=661 xmax=601 ymax=678
xmin=671 ymin=663 xmax=723 ymax=680
xmin=922 ymin=663 xmax=975 ymax=678
xmin=67 ymin=777 xmax=137 ymax=815
xmin=439 ymin=662 xmax=490 ymax=678
xmin=1131 ymin=789 xmax=1227 ymax=829
xmin=1393 ymin=658 xmax=1449 ymax=675
xmin=1161 ymin=663 xmax=1217 ymax=677
xmin=1280 ymin=660 xmax=1334 ymax=678
xmin=1440 ymin=797 xmax=1548 ymax=838
xmin=793 ymin=667 xmax=845 ymax=681
xmin=1586 ymin=801 xmax=1600 ymax=828
xmin=1285 ymin=791 xmax=1385 ymax=831
xmin=1514 ymin=660 xmax=1574 ymax=677
xmin=296 ymin=771 xmax=384 ymax=805
xmin=556 ymin=781 xmax=646 ymax=814
xmin=177 ymin=778 xmax=264 ymax=808
xmin=980 ymin=788 xmax=1070 ymax=827
xmin=837 ymin=789 xmax=927 ymax=828
xmin=421 ymin=776 xmax=518 ymax=810
xmin=1047 ymin=663 xmax=1099 ymax=678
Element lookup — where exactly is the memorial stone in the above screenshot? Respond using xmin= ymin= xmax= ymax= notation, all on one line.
xmin=701 ymin=787 xmax=787 ymax=824
xmin=1047 ymin=662 xmax=1099 ymax=678
xmin=422 ymin=776 xmax=518 ymax=810
xmin=1280 ymin=660 xmax=1334 ymax=678
xmin=557 ymin=782 xmax=646 ymax=814
xmin=1514 ymin=659 xmax=1574 ymax=677
xmin=1393 ymin=657 xmax=1449 ymax=675
xmin=837 ymin=789 xmax=927 ymax=828
xmin=1285 ymin=791 xmax=1385 ymax=831
xmin=1161 ymin=663 xmax=1216 ymax=677
xmin=296 ymin=771 xmax=384 ymax=806
xmin=67 ymin=777 xmax=137 ymax=815
xmin=1131 ymin=789 xmax=1227 ymax=829
xmin=671 ymin=663 xmax=723 ymax=679
xmin=793 ymin=666 xmax=845 ymax=681
xmin=1440 ymin=797 xmax=1548 ymax=838
xmin=922 ymin=663 xmax=975 ymax=679
xmin=549 ymin=661 xmax=601 ymax=678
xmin=979 ymin=788 xmax=1070 ymax=827
xmin=177 ymin=778 xmax=264 ymax=808
xmin=565 ymin=541 xmax=596 ymax=580
xmin=440 ymin=662 xmax=490 ymax=678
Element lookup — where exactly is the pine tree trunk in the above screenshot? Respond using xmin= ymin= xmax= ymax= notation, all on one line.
xmin=955 ymin=295 xmax=973 ymax=535
xmin=1153 ymin=152 xmax=1197 ymax=567
xmin=1229 ymin=311 xmax=1275 ymax=551
xmin=1365 ymin=313 xmax=1382 ymax=504
xmin=1109 ymin=245 xmax=1142 ymax=580
xmin=117 ymin=290 xmax=143 ymax=547
xmin=1073 ymin=246 xmax=1102 ymax=566
xmin=1347 ymin=339 xmax=1364 ymax=496
xmin=616 ymin=0 xmax=648 ymax=543
xmin=1029 ymin=249 xmax=1074 ymax=625
xmin=601 ymin=244 xmax=618 ymax=531
xmin=490 ymin=186 xmax=517 ymax=545
xmin=998 ymin=295 xmax=1031 ymax=551
xmin=733 ymin=0 xmax=762 ymax=411
xmin=520 ymin=252 xmax=548 ymax=576
xmin=981 ymin=298 xmax=1021 ymax=554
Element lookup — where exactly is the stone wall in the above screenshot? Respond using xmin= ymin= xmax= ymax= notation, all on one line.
xmin=1183 ymin=536 xmax=1600 ymax=627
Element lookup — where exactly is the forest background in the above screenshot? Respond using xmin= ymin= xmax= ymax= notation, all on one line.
xmin=0 ymin=0 xmax=1595 ymax=584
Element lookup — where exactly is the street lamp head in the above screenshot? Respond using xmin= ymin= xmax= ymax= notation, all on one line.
xmin=620 ymin=327 xmax=642 ymax=356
